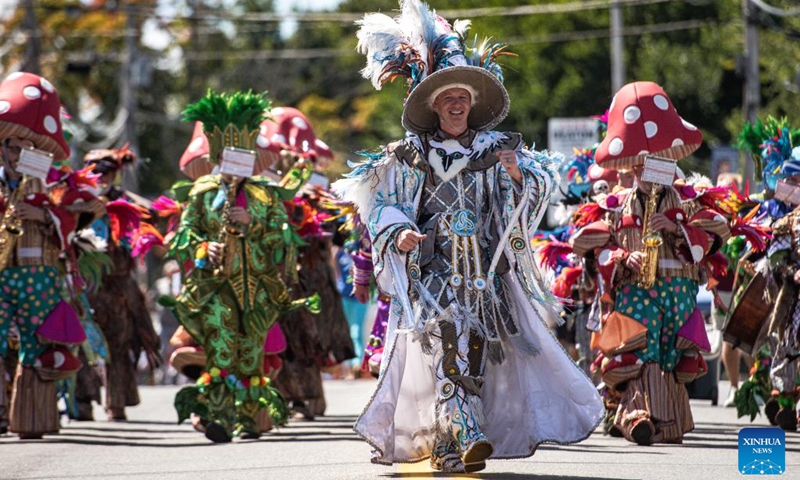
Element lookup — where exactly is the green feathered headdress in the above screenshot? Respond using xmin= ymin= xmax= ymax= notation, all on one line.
xmin=737 ymin=116 xmax=800 ymax=182
xmin=182 ymin=90 xmax=272 ymax=163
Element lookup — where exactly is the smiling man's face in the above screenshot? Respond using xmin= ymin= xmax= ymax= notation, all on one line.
xmin=432 ymin=87 xmax=472 ymax=137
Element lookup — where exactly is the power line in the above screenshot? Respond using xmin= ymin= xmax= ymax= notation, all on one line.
xmin=751 ymin=0 xmax=800 ymax=18
xmin=181 ymin=19 xmax=728 ymax=62
xmin=29 ymin=0 xmax=674 ymax=24
xmin=2 ymin=0 xmax=703 ymax=42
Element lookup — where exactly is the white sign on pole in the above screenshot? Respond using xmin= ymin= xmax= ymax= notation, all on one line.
xmin=547 ymin=117 xmax=599 ymax=157
xmin=219 ymin=147 xmax=256 ymax=178
xmin=546 ymin=117 xmax=600 ymax=227
xmin=17 ymin=148 xmax=53 ymax=180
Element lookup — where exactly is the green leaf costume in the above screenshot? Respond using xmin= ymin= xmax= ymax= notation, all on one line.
xmin=167 ymin=90 xmax=317 ymax=440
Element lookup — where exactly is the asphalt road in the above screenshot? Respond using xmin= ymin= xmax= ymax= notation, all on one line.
xmin=0 ymin=380 xmax=798 ymax=480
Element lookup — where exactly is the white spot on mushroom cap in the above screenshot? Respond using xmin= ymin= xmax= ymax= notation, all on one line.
xmin=690 ymin=245 xmax=704 ymax=262
xmin=608 ymin=137 xmax=624 ymax=156
xmin=291 ymin=116 xmax=308 ymax=130
xmin=271 ymin=133 xmax=287 ymax=144
xmin=40 ymin=78 xmax=54 ymax=93
xmin=23 ymin=86 xmax=41 ymax=99
xmin=638 ymin=150 xmax=649 ymax=156
xmin=6 ymin=72 xmax=24 ymax=81
xmin=0 ymin=100 xmax=10 ymax=114
xmin=653 ymin=94 xmax=669 ymax=110
xmin=682 ymin=119 xmax=698 ymax=131
xmin=256 ymin=135 xmax=270 ymax=148
xmin=43 ymin=115 xmax=58 ymax=134
xmin=672 ymin=138 xmax=684 ymax=147
xmin=53 ymin=351 xmax=65 ymax=368
xmin=272 ymin=107 xmax=285 ymax=116
xmin=623 ymin=106 xmax=641 ymax=124
xmin=187 ymin=137 xmax=204 ymax=153
xmin=645 ymin=121 xmax=658 ymax=139
xmin=315 ymin=139 xmax=329 ymax=150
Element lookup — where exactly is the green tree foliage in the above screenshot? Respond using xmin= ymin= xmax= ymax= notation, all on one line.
xmin=3 ymin=0 xmax=800 ymax=192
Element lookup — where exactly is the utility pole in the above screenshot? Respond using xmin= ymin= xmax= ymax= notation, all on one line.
xmin=187 ymin=0 xmax=202 ymax=100
xmin=121 ymin=1 xmax=139 ymax=193
xmin=21 ymin=0 xmax=41 ymax=74
xmin=743 ymin=0 xmax=759 ymax=188
xmin=610 ymin=0 xmax=624 ymax=93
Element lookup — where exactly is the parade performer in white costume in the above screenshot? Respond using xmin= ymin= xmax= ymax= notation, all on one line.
xmin=334 ymin=0 xmax=603 ymax=473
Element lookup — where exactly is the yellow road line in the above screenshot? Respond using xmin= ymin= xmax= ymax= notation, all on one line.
xmin=398 ymin=461 xmax=480 ymax=478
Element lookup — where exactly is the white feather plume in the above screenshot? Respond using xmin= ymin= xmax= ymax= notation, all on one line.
xmin=74 ymin=228 xmax=108 ymax=253
xmin=452 ymin=19 xmax=471 ymax=40
xmin=356 ymin=12 xmax=406 ymax=90
xmin=685 ymin=171 xmax=713 ymax=188
xmin=398 ymin=0 xmax=440 ymax=75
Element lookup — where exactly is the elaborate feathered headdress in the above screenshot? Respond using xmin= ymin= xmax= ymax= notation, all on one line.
xmin=356 ymin=0 xmax=514 ymax=134
xmin=182 ymin=90 xmax=271 ymax=163
xmin=738 ymin=116 xmax=800 ymax=189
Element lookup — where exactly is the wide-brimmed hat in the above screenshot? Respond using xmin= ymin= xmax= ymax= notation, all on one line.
xmin=596 ymin=81 xmax=702 ymax=170
xmin=402 ymin=65 xmax=509 ymax=134
xmin=0 ymin=72 xmax=69 ymax=160
xmin=356 ymin=0 xmax=512 ymax=135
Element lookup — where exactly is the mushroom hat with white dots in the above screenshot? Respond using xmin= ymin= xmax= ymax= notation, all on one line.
xmin=0 ymin=72 xmax=70 ymax=160
xmin=596 ymin=81 xmax=702 ymax=171
xmin=258 ymin=107 xmax=333 ymax=164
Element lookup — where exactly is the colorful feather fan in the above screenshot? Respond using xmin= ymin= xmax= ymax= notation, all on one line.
xmin=737 ymin=116 xmax=800 ymax=181
xmin=572 ymin=202 xmax=604 ymax=228
xmin=105 ymin=200 xmax=148 ymax=243
xmin=152 ymin=195 xmax=183 ymax=233
xmin=537 ymin=239 xmax=573 ymax=272
xmin=131 ymin=222 xmax=165 ymax=260
xmin=551 ymin=265 xmax=583 ymax=300
xmin=729 ymin=205 xmax=772 ymax=253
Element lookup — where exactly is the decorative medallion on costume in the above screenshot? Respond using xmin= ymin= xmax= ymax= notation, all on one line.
xmin=163 ymin=90 xmax=320 ymax=442
xmin=733 ymin=116 xmax=800 ymax=431
xmin=334 ymin=0 xmax=603 ymax=472
xmin=571 ymin=81 xmax=731 ymax=445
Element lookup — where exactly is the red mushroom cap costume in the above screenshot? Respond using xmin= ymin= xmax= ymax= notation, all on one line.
xmin=595 ymin=81 xmax=702 ymax=171
xmin=179 ymin=121 xmax=213 ymax=181
xmin=0 ymin=72 xmax=70 ymax=160
xmin=257 ymin=106 xmax=333 ymax=164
